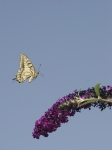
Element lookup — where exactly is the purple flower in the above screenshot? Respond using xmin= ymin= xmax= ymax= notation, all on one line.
xmin=32 ymin=85 xmax=112 ymax=139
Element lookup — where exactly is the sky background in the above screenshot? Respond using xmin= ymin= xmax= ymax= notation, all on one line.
xmin=0 ymin=0 xmax=112 ymax=150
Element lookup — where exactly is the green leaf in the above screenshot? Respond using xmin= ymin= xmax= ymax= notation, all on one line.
xmin=94 ymin=83 xmax=101 ymax=97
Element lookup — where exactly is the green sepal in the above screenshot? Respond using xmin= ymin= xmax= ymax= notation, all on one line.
xmin=94 ymin=83 xmax=101 ymax=97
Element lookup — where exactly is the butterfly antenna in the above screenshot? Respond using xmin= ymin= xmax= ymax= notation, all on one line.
xmin=37 ymin=64 xmax=41 ymax=72
xmin=12 ymin=78 xmax=16 ymax=83
xmin=40 ymin=73 xmax=44 ymax=77
xmin=37 ymin=64 xmax=44 ymax=77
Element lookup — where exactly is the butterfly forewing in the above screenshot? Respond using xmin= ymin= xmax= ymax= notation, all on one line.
xmin=22 ymin=54 xmax=36 ymax=74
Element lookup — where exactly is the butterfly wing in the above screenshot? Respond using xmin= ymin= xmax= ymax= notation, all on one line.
xmin=20 ymin=54 xmax=36 ymax=75
xmin=13 ymin=54 xmax=37 ymax=83
xmin=13 ymin=68 xmax=24 ymax=83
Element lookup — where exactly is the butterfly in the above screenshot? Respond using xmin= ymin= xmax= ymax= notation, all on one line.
xmin=13 ymin=54 xmax=41 ymax=83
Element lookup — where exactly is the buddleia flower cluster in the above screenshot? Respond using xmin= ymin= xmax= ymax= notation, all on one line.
xmin=32 ymin=84 xmax=112 ymax=139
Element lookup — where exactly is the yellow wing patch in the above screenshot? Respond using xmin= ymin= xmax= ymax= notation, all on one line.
xmin=13 ymin=54 xmax=39 ymax=83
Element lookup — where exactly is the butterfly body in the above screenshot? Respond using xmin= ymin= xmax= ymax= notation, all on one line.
xmin=13 ymin=54 xmax=39 ymax=83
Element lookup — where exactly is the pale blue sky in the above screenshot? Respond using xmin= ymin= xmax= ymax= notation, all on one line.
xmin=0 ymin=0 xmax=112 ymax=150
